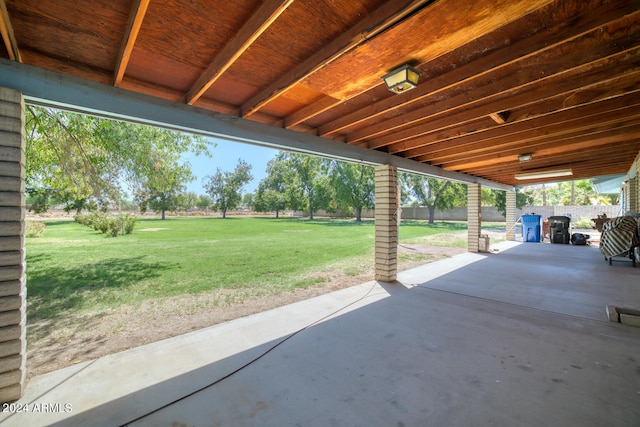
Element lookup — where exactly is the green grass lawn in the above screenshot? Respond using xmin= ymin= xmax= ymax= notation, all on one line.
xmin=25 ymin=217 xmax=490 ymax=323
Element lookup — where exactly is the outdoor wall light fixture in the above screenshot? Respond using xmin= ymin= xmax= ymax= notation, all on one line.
xmin=515 ymin=169 xmax=573 ymax=180
xmin=518 ymin=153 xmax=533 ymax=163
xmin=382 ymin=64 xmax=421 ymax=94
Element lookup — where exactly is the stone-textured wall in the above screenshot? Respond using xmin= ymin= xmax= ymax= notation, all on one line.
xmin=0 ymin=88 xmax=26 ymax=402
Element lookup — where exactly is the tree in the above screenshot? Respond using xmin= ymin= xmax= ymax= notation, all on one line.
xmin=242 ymin=193 xmax=254 ymax=210
xmin=519 ymin=179 xmax=617 ymax=206
xmin=492 ymin=188 xmax=534 ymax=217
xmin=400 ymin=174 xmax=466 ymax=224
xmin=254 ymin=187 xmax=288 ymax=218
xmin=204 ymin=159 xmax=253 ymax=218
xmin=176 ymin=191 xmax=198 ymax=212
xmin=132 ymin=149 xmax=196 ymax=220
xmin=196 ymin=195 xmax=212 ymax=210
xmin=254 ymin=154 xmax=292 ymax=217
xmin=24 ymin=106 xmax=210 ymax=214
xmin=139 ymin=190 xmax=179 ymax=220
xmin=325 ymin=160 xmax=375 ymax=221
xmin=278 ymin=153 xmax=330 ymax=219
xmin=551 ymin=180 xmax=600 ymax=205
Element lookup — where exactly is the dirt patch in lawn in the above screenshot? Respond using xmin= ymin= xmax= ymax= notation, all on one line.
xmin=26 ymin=244 xmax=464 ymax=380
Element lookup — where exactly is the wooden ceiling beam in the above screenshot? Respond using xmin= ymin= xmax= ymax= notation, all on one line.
xmin=446 ymin=138 xmax=640 ymax=174
xmin=369 ymin=45 xmax=640 ymax=154
xmin=429 ymin=118 xmax=640 ymax=167
xmin=114 ymin=0 xmax=150 ymax=87
xmin=486 ymin=151 xmax=640 ymax=177
xmin=481 ymin=154 xmax=639 ymax=183
xmin=317 ymin=0 xmax=638 ymax=137
xmin=0 ymin=0 xmax=20 ymax=62
xmin=184 ymin=0 xmax=294 ymax=106
xmin=445 ymin=128 xmax=640 ymax=171
xmin=284 ymin=95 xmax=341 ymax=129
xmin=410 ymin=91 xmax=640 ymax=161
xmin=397 ymin=74 xmax=640 ymax=159
xmin=356 ymin=13 xmax=640 ymax=147
xmin=240 ymin=0 xmax=432 ymax=118
xmin=459 ymin=140 xmax=640 ymax=172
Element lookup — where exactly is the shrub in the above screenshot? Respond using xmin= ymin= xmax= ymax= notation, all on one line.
xmin=572 ymin=216 xmax=593 ymax=229
xmin=108 ymin=217 xmax=123 ymax=237
xmin=25 ymin=221 xmax=46 ymax=238
xmin=75 ymin=212 xmax=137 ymax=237
xmin=96 ymin=217 xmax=110 ymax=234
xmin=74 ymin=213 xmax=93 ymax=227
xmin=122 ymin=214 xmax=137 ymax=234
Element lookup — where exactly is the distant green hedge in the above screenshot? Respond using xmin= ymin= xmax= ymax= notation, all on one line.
xmin=75 ymin=212 xmax=137 ymax=237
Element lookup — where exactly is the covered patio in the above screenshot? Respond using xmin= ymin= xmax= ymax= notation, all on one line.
xmin=0 ymin=0 xmax=639 ymax=414
xmin=0 ymin=240 xmax=638 ymax=426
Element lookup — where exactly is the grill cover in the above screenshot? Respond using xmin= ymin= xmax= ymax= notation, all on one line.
xmin=599 ymin=216 xmax=639 ymax=259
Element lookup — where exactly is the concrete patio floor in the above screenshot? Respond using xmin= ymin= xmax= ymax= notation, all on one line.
xmin=1 ymin=240 xmax=639 ymax=426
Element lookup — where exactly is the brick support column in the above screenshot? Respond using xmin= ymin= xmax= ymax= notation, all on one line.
xmin=467 ymin=183 xmax=481 ymax=253
xmin=0 ymin=88 xmax=26 ymax=402
xmin=505 ymin=190 xmax=516 ymax=241
xmin=628 ymin=177 xmax=638 ymax=213
xmin=374 ymin=165 xmax=398 ymax=282
xmin=636 ymin=160 xmax=640 ymax=212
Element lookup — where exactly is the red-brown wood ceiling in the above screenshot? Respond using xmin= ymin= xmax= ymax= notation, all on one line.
xmin=2 ymin=0 xmax=639 ymax=186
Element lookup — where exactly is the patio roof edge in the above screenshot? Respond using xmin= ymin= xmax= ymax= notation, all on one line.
xmin=0 ymin=59 xmax=513 ymax=191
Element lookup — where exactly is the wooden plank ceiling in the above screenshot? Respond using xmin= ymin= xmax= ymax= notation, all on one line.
xmin=2 ymin=0 xmax=639 ymax=186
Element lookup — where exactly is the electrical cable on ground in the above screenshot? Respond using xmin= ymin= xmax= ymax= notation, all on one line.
xmin=120 ymin=282 xmax=380 ymax=426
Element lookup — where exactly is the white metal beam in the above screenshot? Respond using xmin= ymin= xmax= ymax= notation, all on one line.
xmin=0 ymin=58 xmax=513 ymax=191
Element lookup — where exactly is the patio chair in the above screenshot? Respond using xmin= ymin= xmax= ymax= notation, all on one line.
xmin=599 ymin=215 xmax=639 ymax=267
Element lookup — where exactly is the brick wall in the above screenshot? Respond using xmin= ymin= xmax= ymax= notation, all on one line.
xmin=0 ymin=88 xmax=26 ymax=402
xmin=374 ymin=165 xmax=398 ymax=282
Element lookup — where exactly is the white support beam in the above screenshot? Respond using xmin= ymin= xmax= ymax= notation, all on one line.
xmin=0 ymin=59 xmax=513 ymax=191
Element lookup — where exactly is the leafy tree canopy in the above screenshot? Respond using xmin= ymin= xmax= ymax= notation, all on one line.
xmin=203 ymin=159 xmax=253 ymax=218
xmin=324 ymin=160 xmax=375 ymax=221
xmin=492 ymin=188 xmax=534 ymax=217
xmin=24 ymin=106 xmax=211 ymax=215
xmin=520 ymin=180 xmax=618 ymax=206
xmin=254 ymin=154 xmax=293 ymax=217
xmin=400 ymin=173 xmax=466 ymax=224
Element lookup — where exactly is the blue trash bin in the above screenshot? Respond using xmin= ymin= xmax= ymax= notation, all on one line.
xmin=521 ymin=214 xmax=542 ymax=242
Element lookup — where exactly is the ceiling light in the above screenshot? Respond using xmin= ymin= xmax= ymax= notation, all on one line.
xmin=515 ymin=169 xmax=573 ymax=180
xmin=382 ymin=65 xmax=420 ymax=94
xmin=518 ymin=153 xmax=533 ymax=163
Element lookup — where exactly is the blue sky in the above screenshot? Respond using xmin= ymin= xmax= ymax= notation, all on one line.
xmin=182 ymin=137 xmax=280 ymax=195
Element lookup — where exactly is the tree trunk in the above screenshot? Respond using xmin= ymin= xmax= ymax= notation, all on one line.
xmin=570 ymin=180 xmax=575 ymax=205
xmin=275 ymin=210 xmax=279 ymax=218
xmin=161 ymin=208 xmax=166 ymax=220
xmin=427 ymin=204 xmax=436 ymax=224
xmin=222 ymin=208 xmax=227 ymax=219
xmin=355 ymin=206 xmax=362 ymax=222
